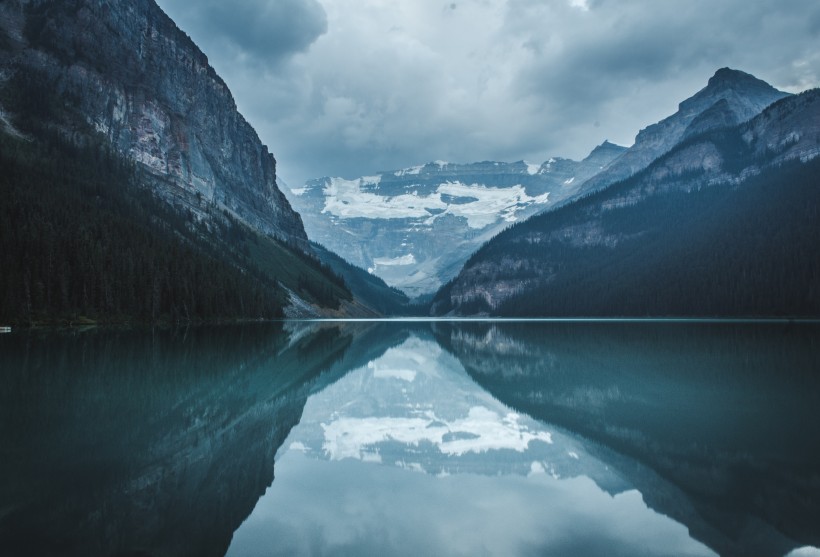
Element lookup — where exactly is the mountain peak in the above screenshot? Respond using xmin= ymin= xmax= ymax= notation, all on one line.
xmin=594 ymin=140 xmax=626 ymax=152
xmin=583 ymin=140 xmax=628 ymax=164
xmin=680 ymin=67 xmax=789 ymax=123
xmin=706 ymin=67 xmax=774 ymax=91
xmin=580 ymin=68 xmax=788 ymax=194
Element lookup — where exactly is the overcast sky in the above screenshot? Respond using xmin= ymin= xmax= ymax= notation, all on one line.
xmin=155 ymin=0 xmax=820 ymax=188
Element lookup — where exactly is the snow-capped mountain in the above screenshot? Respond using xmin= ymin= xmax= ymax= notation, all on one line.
xmin=287 ymin=142 xmax=625 ymax=298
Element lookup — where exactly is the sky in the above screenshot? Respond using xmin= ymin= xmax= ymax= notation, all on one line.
xmin=154 ymin=0 xmax=820 ymax=188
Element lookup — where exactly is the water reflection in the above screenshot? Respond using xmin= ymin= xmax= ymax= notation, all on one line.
xmin=1 ymin=321 xmax=818 ymax=557
xmin=434 ymin=321 xmax=820 ymax=557
xmin=0 ymin=323 xmax=373 ymax=557
xmin=227 ymin=327 xmax=716 ymax=556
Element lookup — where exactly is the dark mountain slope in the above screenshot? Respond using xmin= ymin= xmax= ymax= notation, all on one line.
xmin=433 ymin=91 xmax=820 ymax=317
xmin=0 ymin=132 xmax=352 ymax=325
xmin=310 ymin=243 xmax=414 ymax=316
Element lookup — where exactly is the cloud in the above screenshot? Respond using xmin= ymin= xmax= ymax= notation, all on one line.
xmin=502 ymin=0 xmax=820 ymax=152
xmin=155 ymin=0 xmax=820 ymax=188
xmin=157 ymin=0 xmax=327 ymax=68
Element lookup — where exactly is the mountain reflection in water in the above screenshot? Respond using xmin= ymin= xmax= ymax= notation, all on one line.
xmin=1 ymin=321 xmax=818 ymax=557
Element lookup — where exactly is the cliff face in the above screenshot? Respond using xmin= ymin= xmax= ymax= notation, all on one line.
xmin=0 ymin=0 xmax=308 ymax=248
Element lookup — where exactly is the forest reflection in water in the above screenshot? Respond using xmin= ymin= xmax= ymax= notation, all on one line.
xmin=0 ymin=320 xmax=818 ymax=557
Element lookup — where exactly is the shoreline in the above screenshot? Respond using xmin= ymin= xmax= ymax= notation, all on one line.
xmin=3 ymin=316 xmax=820 ymax=333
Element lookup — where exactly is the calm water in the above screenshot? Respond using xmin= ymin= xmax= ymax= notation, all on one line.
xmin=1 ymin=321 xmax=819 ymax=557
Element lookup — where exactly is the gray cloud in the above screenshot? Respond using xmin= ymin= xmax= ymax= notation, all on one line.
xmin=154 ymin=0 xmax=820 ymax=188
xmin=157 ymin=0 xmax=327 ymax=68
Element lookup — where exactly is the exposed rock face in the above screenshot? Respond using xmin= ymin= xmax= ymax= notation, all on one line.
xmin=581 ymin=68 xmax=790 ymax=193
xmin=0 ymin=0 xmax=308 ymax=248
xmin=288 ymin=143 xmax=626 ymax=298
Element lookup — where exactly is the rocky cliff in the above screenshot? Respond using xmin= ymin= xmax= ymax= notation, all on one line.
xmin=0 ymin=0 xmax=308 ymax=248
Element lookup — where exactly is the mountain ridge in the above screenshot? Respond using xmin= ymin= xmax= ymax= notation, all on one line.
xmin=432 ymin=86 xmax=820 ymax=317
xmin=580 ymin=67 xmax=791 ymax=194
xmin=288 ymin=141 xmax=627 ymax=298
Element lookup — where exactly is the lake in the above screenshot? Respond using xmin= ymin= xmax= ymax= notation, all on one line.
xmin=1 ymin=320 xmax=819 ymax=557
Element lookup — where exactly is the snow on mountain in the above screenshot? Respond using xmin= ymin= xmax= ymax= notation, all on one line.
xmin=288 ymin=144 xmax=625 ymax=298
xmin=525 ymin=162 xmax=541 ymax=175
xmin=320 ymin=178 xmax=550 ymax=228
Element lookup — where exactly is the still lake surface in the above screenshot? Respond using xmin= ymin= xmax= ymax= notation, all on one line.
xmin=1 ymin=320 xmax=819 ymax=557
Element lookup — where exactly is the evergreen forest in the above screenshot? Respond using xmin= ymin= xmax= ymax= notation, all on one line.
xmin=0 ymin=131 xmax=351 ymax=325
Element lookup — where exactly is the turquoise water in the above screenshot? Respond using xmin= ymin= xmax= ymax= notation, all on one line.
xmin=1 ymin=321 xmax=819 ymax=556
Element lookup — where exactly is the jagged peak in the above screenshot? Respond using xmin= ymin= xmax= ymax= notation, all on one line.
xmin=652 ymin=68 xmax=789 ymax=134
xmin=593 ymin=139 xmax=627 ymax=152
xmin=583 ymin=140 xmax=627 ymax=162
xmin=687 ymin=68 xmax=790 ymax=109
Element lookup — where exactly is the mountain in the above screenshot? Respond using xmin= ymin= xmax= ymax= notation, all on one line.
xmin=432 ymin=87 xmax=820 ymax=317
xmin=580 ymin=67 xmax=791 ymax=193
xmin=1 ymin=0 xmax=307 ymax=247
xmin=0 ymin=0 xmax=354 ymax=322
xmin=310 ymin=242 xmax=415 ymax=316
xmin=287 ymin=142 xmax=626 ymax=298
